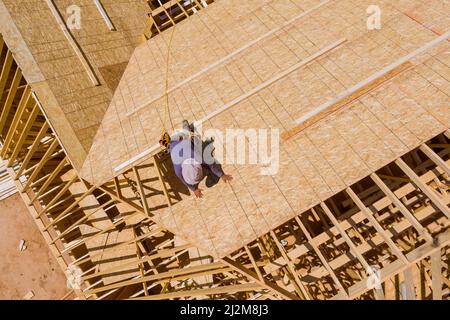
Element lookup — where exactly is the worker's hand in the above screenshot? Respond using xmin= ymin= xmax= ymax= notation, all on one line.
xmin=193 ymin=189 xmax=203 ymax=198
xmin=221 ymin=174 xmax=233 ymax=184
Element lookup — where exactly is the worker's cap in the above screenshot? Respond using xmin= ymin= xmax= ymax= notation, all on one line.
xmin=182 ymin=158 xmax=203 ymax=185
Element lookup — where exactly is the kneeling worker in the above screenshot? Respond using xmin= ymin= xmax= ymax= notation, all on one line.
xmin=168 ymin=121 xmax=233 ymax=198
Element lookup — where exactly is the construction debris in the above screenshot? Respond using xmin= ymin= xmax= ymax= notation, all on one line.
xmin=22 ymin=291 xmax=34 ymax=300
xmin=18 ymin=239 xmax=26 ymax=252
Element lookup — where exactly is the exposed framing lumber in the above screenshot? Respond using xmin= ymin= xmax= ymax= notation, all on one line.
xmin=370 ymin=173 xmax=434 ymax=243
xmin=395 ymin=158 xmax=450 ymax=219
xmin=153 ymin=156 xmax=172 ymax=207
xmin=132 ymin=166 xmax=151 ymax=216
xmin=293 ymin=216 xmax=348 ymax=297
xmin=0 ymin=50 xmax=13 ymax=102
xmin=30 ymin=157 xmax=68 ymax=203
xmin=340 ymin=230 xmax=450 ymax=299
xmin=222 ymin=257 xmax=299 ymax=300
xmin=0 ymin=67 xmax=22 ymax=133
xmin=346 ymin=187 xmax=409 ymax=264
xmin=269 ymin=230 xmax=311 ymax=299
xmin=22 ymin=138 xmax=59 ymax=190
xmin=420 ymin=144 xmax=450 ymax=178
xmin=402 ymin=267 xmax=416 ymax=300
xmin=319 ymin=202 xmax=372 ymax=272
xmin=6 ymin=103 xmax=40 ymax=167
xmin=132 ymin=282 xmax=262 ymax=300
xmin=1 ymin=85 xmax=31 ymax=157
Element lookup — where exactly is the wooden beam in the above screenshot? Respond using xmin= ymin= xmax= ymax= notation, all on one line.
xmin=346 ymin=187 xmax=409 ymax=264
xmin=395 ymin=158 xmax=450 ymax=219
xmin=30 ymin=157 xmax=68 ymax=203
xmin=0 ymin=50 xmax=13 ymax=102
xmin=6 ymin=103 xmax=40 ymax=167
xmin=420 ymin=144 xmax=450 ymax=177
xmin=132 ymin=166 xmax=151 ymax=216
xmin=341 ymin=229 xmax=450 ymax=299
xmin=222 ymin=257 xmax=299 ymax=300
xmin=319 ymin=202 xmax=372 ymax=272
xmin=1 ymin=85 xmax=31 ymax=157
xmin=0 ymin=67 xmax=22 ymax=133
xmin=282 ymin=61 xmax=413 ymax=140
xmin=14 ymin=123 xmax=50 ymax=178
xmin=270 ymin=231 xmax=310 ymax=299
xmin=132 ymin=282 xmax=262 ymax=300
xmin=153 ymin=156 xmax=172 ymax=207
xmin=370 ymin=173 xmax=434 ymax=243
xmin=293 ymin=216 xmax=348 ymax=297
xmin=23 ymin=138 xmax=60 ymax=190
xmin=402 ymin=267 xmax=416 ymax=300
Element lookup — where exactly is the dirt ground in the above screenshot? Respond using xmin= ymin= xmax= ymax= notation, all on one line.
xmin=0 ymin=193 xmax=69 ymax=299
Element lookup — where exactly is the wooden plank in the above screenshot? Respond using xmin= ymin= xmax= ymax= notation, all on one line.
xmin=395 ymin=158 xmax=450 ymax=219
xmin=43 ymin=185 xmax=97 ymax=230
xmin=133 ymin=228 xmax=149 ymax=296
xmin=30 ymin=157 xmax=67 ymax=203
xmin=153 ymin=156 xmax=172 ymax=207
xmin=132 ymin=166 xmax=151 ymax=216
xmin=343 ymin=229 xmax=450 ymax=299
xmin=93 ymin=0 xmax=115 ymax=30
xmin=37 ymin=173 xmax=78 ymax=218
xmin=282 ymin=61 xmax=413 ymax=140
